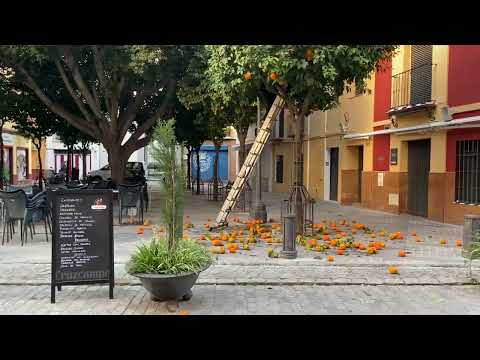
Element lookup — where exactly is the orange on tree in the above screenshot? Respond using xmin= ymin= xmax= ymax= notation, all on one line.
xmin=243 ymin=71 xmax=253 ymax=81
xmin=269 ymin=71 xmax=279 ymax=81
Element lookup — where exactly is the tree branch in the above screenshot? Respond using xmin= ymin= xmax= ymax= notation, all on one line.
xmin=54 ymin=58 xmax=96 ymax=125
xmin=18 ymin=64 xmax=97 ymax=138
xmin=123 ymin=79 xmax=176 ymax=150
xmin=61 ymin=46 xmax=105 ymax=120
xmin=118 ymin=77 xmax=169 ymax=141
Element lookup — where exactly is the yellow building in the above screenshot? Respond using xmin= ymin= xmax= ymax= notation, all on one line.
xmin=2 ymin=121 xmax=46 ymax=185
xmin=267 ymin=45 xmax=480 ymax=225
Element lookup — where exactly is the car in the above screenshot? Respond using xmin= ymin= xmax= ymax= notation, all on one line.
xmin=87 ymin=162 xmax=145 ymax=182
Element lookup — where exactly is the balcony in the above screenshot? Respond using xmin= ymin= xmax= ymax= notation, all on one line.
xmin=388 ymin=63 xmax=436 ymax=116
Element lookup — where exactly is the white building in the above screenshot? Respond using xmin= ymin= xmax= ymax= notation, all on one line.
xmin=45 ymin=133 xmax=149 ymax=180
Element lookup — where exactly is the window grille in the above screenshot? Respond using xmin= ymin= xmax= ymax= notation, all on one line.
xmin=456 ymin=139 xmax=480 ymax=204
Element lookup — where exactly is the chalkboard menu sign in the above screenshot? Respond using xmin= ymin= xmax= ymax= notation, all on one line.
xmin=49 ymin=189 xmax=114 ymax=304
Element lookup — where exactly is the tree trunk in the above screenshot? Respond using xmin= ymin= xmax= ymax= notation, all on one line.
xmin=186 ymin=147 xmax=191 ymax=190
xmin=35 ymin=141 xmax=43 ymax=190
xmin=107 ymin=145 xmax=128 ymax=186
xmin=213 ymin=141 xmax=221 ymax=201
xmin=0 ymin=123 xmax=4 ymax=189
xmin=195 ymin=147 xmax=200 ymax=195
xmin=294 ymin=112 xmax=305 ymax=235
xmin=237 ymin=129 xmax=247 ymax=168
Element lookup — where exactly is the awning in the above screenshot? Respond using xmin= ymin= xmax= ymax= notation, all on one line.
xmin=343 ymin=115 xmax=480 ymax=140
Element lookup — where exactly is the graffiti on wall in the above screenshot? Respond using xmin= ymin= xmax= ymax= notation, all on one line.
xmin=191 ymin=146 xmax=228 ymax=182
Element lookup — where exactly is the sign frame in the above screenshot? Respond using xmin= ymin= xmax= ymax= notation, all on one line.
xmin=390 ymin=148 xmax=398 ymax=165
xmin=49 ymin=189 xmax=114 ymax=304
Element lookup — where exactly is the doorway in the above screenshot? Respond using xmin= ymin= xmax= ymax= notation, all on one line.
xmin=329 ymin=147 xmax=339 ymax=201
xmin=408 ymin=139 xmax=430 ymax=217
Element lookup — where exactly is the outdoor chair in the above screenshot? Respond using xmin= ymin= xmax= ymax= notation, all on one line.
xmin=207 ymin=179 xmax=226 ymax=201
xmin=124 ymin=177 xmax=149 ymax=212
xmin=87 ymin=179 xmax=111 ymax=189
xmin=118 ymin=183 xmax=144 ymax=225
xmin=23 ymin=191 xmax=51 ymax=244
xmin=0 ymin=189 xmax=28 ymax=246
xmin=66 ymin=182 xmax=88 ymax=190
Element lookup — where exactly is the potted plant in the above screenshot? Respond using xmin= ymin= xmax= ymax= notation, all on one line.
xmin=126 ymin=119 xmax=212 ymax=301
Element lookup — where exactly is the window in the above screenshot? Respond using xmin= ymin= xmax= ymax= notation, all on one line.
xmin=456 ymin=140 xmax=480 ymax=204
xmin=276 ymin=155 xmax=284 ymax=184
xmin=278 ymin=109 xmax=285 ymax=138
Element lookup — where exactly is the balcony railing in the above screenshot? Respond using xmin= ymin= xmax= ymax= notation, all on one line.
xmin=391 ymin=63 xmax=435 ymax=110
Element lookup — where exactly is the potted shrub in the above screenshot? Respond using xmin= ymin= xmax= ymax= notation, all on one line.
xmin=126 ymin=119 xmax=212 ymax=301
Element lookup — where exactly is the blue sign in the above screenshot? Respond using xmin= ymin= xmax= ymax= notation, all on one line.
xmin=191 ymin=145 xmax=228 ymax=182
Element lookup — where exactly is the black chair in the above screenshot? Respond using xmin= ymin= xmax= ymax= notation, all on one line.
xmin=66 ymin=182 xmax=88 ymax=190
xmin=125 ymin=177 xmax=148 ymax=212
xmin=87 ymin=180 xmax=111 ymax=189
xmin=0 ymin=189 xmax=28 ymax=246
xmin=207 ymin=179 xmax=225 ymax=201
xmin=118 ymin=183 xmax=144 ymax=225
xmin=23 ymin=191 xmax=51 ymax=244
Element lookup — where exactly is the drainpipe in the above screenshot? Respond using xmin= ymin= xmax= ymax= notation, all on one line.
xmin=324 ymin=111 xmax=328 ymax=199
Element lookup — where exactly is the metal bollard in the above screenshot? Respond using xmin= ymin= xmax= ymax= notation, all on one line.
xmin=462 ymin=215 xmax=480 ymax=258
xmin=281 ymin=214 xmax=297 ymax=259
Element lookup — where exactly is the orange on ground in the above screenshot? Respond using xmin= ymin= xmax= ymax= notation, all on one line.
xmin=398 ymin=250 xmax=406 ymax=257
xmin=456 ymin=240 xmax=462 ymax=247
xmin=327 ymin=255 xmax=334 ymax=262
xmin=388 ymin=266 xmax=398 ymax=274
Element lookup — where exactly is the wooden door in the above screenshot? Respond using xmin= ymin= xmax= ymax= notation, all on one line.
xmin=329 ymin=147 xmax=339 ymax=201
xmin=408 ymin=140 xmax=430 ymax=216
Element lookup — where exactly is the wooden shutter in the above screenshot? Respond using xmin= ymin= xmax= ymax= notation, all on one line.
xmin=410 ymin=45 xmax=433 ymax=105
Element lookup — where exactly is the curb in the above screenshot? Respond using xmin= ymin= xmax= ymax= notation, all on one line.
xmin=1 ymin=280 xmax=478 ymax=286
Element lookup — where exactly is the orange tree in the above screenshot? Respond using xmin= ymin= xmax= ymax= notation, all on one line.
xmin=178 ymin=46 xmax=230 ymax=200
xmin=207 ymin=45 xmax=397 ymax=232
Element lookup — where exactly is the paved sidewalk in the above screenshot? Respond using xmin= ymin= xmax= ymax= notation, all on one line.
xmin=1 ymin=284 xmax=480 ymax=315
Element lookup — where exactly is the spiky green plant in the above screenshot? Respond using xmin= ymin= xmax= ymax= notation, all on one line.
xmin=126 ymin=237 xmax=212 ymax=275
xmin=150 ymin=119 xmax=185 ymax=252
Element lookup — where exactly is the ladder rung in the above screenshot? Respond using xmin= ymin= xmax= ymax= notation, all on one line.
xmin=215 ymin=96 xmax=285 ymax=225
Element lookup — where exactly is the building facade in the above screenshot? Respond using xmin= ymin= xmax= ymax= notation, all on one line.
xmin=232 ymin=45 xmax=480 ymax=225
xmin=2 ymin=121 xmax=46 ymax=185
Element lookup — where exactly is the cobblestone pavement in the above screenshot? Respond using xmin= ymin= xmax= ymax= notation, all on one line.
xmin=1 ymin=190 xmax=480 ymax=314
xmin=1 ymin=284 xmax=480 ymax=315
xmin=1 ymin=263 xmax=479 ymax=286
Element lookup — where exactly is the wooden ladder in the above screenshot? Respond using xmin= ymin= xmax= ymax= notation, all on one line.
xmin=215 ymin=96 xmax=285 ymax=227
